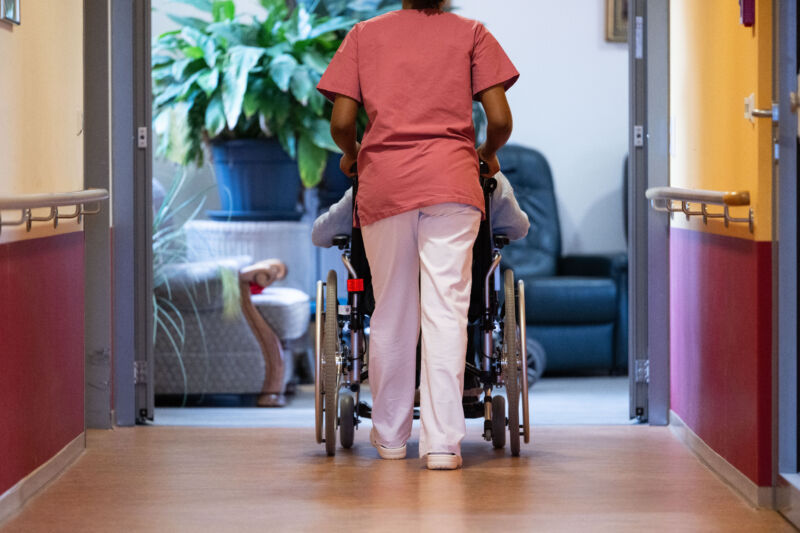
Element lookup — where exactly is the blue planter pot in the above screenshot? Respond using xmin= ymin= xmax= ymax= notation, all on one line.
xmin=207 ymin=139 xmax=303 ymax=221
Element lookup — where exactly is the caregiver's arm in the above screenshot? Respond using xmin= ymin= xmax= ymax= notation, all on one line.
xmin=477 ymin=84 xmax=513 ymax=176
xmin=330 ymin=95 xmax=361 ymax=177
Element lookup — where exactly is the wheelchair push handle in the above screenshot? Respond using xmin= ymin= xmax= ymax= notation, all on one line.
xmin=479 ymin=159 xmax=491 ymax=177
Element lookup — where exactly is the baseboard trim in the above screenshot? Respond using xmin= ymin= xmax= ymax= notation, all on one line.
xmin=669 ymin=410 xmax=773 ymax=508
xmin=0 ymin=433 xmax=85 ymax=525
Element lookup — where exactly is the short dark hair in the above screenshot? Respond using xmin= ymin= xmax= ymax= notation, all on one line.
xmin=409 ymin=0 xmax=444 ymax=8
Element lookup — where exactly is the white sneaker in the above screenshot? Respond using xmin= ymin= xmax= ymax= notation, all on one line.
xmin=370 ymin=428 xmax=407 ymax=460
xmin=426 ymin=453 xmax=463 ymax=470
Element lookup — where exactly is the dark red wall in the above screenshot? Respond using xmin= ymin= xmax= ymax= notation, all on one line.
xmin=0 ymin=232 xmax=85 ymax=496
xmin=670 ymin=227 xmax=772 ymax=486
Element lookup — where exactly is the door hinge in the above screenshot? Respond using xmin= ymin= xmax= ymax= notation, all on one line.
xmin=635 ymin=359 xmax=650 ymax=384
xmin=134 ymin=360 xmax=148 ymax=385
xmin=633 ymin=125 xmax=645 ymax=147
xmin=137 ymin=126 xmax=148 ymax=149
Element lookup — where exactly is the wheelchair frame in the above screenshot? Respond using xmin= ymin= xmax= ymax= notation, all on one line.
xmin=315 ymin=171 xmax=530 ymax=457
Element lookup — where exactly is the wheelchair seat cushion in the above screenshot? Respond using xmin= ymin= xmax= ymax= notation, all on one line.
xmin=525 ymin=276 xmax=617 ymax=324
xmin=251 ymin=287 xmax=311 ymax=341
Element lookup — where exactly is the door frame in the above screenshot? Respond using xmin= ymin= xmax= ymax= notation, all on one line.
xmin=776 ymin=0 xmax=799 ymax=522
xmin=84 ymin=0 xmax=113 ymax=429
xmin=111 ymin=0 xmax=154 ymax=426
xmin=629 ymin=0 xmax=671 ymax=425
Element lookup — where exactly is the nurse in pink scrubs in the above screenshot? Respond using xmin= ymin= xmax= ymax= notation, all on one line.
xmin=317 ymin=0 xmax=518 ymax=470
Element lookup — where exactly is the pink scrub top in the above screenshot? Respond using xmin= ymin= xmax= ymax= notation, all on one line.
xmin=317 ymin=9 xmax=519 ymax=227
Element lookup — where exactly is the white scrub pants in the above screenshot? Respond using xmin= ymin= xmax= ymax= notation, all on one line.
xmin=362 ymin=203 xmax=481 ymax=458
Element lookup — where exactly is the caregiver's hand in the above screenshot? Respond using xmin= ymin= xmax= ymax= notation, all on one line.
xmin=340 ymin=142 xmax=360 ymax=178
xmin=477 ymin=146 xmax=500 ymax=177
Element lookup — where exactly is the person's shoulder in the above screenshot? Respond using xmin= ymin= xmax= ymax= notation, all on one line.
xmin=442 ymin=12 xmax=484 ymax=32
xmin=357 ymin=10 xmax=402 ymax=30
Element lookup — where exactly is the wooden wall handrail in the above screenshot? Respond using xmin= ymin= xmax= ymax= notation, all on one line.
xmin=0 ymin=188 xmax=109 ymax=210
xmin=646 ymin=186 xmax=753 ymax=232
xmin=0 ymin=188 xmax=109 ymax=235
xmin=645 ymin=186 xmax=750 ymax=206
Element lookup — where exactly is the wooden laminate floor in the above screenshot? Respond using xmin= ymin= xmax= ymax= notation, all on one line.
xmin=1 ymin=425 xmax=794 ymax=532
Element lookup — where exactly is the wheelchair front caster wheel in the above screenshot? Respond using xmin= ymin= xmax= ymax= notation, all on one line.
xmin=340 ymin=394 xmax=355 ymax=449
xmin=491 ymin=396 xmax=506 ymax=449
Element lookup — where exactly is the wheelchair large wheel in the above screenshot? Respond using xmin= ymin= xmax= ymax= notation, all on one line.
xmin=340 ymin=394 xmax=355 ymax=449
xmin=315 ymin=281 xmax=324 ymax=444
xmin=323 ymin=270 xmax=340 ymax=456
xmin=491 ymin=395 xmax=506 ymax=449
xmin=503 ymin=269 xmax=521 ymax=457
xmin=518 ymin=279 xmax=531 ymax=445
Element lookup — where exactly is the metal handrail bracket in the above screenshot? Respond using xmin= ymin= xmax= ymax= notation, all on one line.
xmin=646 ymin=186 xmax=753 ymax=233
xmin=0 ymin=188 xmax=109 ymax=236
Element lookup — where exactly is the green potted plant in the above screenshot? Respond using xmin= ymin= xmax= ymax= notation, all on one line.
xmin=153 ymin=0 xmax=397 ymax=220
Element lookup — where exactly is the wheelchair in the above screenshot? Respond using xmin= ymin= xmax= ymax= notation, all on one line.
xmin=314 ymin=165 xmax=531 ymax=457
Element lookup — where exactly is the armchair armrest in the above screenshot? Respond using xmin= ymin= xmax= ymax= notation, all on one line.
xmin=238 ymin=258 xmax=290 ymax=407
xmin=155 ymin=256 xmax=253 ymax=311
xmin=239 ymin=259 xmax=287 ymax=290
xmin=558 ymin=252 xmax=628 ymax=279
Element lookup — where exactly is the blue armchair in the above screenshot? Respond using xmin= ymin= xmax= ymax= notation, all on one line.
xmin=499 ymin=145 xmax=628 ymax=374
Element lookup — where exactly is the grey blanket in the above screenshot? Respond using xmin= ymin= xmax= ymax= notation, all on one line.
xmin=311 ymin=171 xmax=530 ymax=247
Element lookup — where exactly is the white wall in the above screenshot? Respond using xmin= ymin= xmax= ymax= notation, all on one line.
xmin=454 ymin=0 xmax=629 ymax=254
xmin=0 ymin=1 xmax=84 ymax=197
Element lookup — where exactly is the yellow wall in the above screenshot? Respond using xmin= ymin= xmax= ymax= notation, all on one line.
xmin=0 ymin=1 xmax=84 ymax=198
xmin=670 ymin=0 xmax=772 ymax=241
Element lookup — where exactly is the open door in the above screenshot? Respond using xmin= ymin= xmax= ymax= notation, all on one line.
xmin=111 ymin=0 xmax=154 ymax=425
xmin=777 ymin=0 xmax=799 ymax=510
xmin=628 ymin=0 xmax=670 ymax=424
xmin=133 ymin=0 xmax=155 ymax=423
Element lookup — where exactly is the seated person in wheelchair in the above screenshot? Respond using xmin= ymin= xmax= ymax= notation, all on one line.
xmin=311 ymin=172 xmax=530 ymax=248
xmin=317 ymin=0 xmax=518 ymax=470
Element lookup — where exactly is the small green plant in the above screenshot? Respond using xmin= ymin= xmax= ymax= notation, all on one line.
xmin=152 ymin=172 xmax=241 ymax=403
xmin=152 ymin=0 xmax=399 ymax=188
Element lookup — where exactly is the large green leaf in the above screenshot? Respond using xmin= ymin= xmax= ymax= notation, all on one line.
xmin=277 ymin=128 xmax=298 ymax=159
xmin=207 ymin=21 xmax=243 ymax=45
xmin=166 ymin=14 xmax=209 ymax=31
xmin=269 ymin=54 xmax=298 ymax=91
xmin=298 ymin=133 xmax=328 ymax=188
xmin=212 ymin=0 xmax=236 ymax=23
xmin=153 ymin=82 xmax=186 ymax=110
xmin=201 ymin=35 xmax=219 ymax=68
xmin=180 ymin=27 xmax=207 ymax=48
xmin=181 ymin=46 xmax=205 ymax=60
xmin=307 ymin=16 xmax=356 ymax=39
xmin=269 ymin=54 xmax=297 ymax=92
xmin=153 ymin=53 xmax=175 ymax=68
xmin=301 ymin=49 xmax=330 ymax=75
xmin=318 ymin=0 xmax=349 ymax=16
xmin=171 ymin=57 xmax=194 ymax=79
xmin=178 ymin=70 xmax=206 ymax=100
xmin=157 ymin=29 xmax=182 ymax=40
xmin=221 ymin=46 xmax=265 ymax=129
xmin=197 ymin=69 xmax=219 ymax=95
xmin=290 ymin=67 xmax=313 ymax=106
xmin=306 ymin=117 xmax=339 ymax=152
xmin=205 ymin=94 xmax=226 ymax=137
xmin=264 ymin=42 xmax=291 ymax=58
xmin=242 ymin=91 xmax=260 ymax=119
